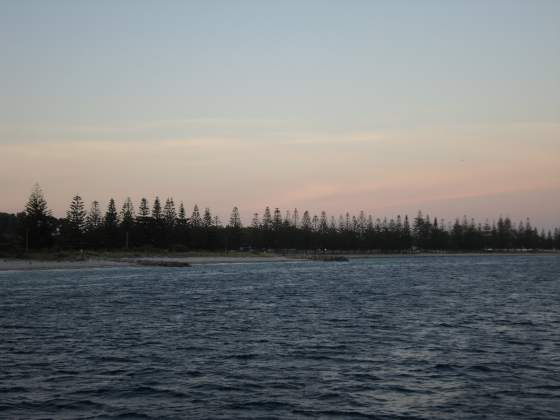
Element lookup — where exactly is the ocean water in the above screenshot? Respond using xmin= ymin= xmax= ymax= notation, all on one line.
xmin=1 ymin=256 xmax=560 ymax=419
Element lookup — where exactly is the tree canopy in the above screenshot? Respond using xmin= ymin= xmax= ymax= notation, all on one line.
xmin=2 ymin=185 xmax=559 ymax=253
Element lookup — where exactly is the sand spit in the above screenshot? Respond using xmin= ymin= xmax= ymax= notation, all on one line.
xmin=0 ymin=259 xmax=132 ymax=271
xmin=0 ymin=256 xmax=297 ymax=271
xmin=128 ymin=256 xmax=297 ymax=266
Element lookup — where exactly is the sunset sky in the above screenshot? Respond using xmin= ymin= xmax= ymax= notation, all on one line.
xmin=1 ymin=1 xmax=559 ymax=228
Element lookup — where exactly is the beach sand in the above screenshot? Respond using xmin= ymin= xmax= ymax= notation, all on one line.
xmin=0 ymin=256 xmax=297 ymax=271
xmin=1 ymin=252 xmax=556 ymax=272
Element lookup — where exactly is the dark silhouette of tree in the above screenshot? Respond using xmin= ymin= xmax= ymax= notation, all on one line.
xmin=5 ymin=186 xmax=560 ymax=253
xmin=229 ymin=206 xmax=242 ymax=229
xmin=251 ymin=213 xmax=260 ymax=228
xmin=201 ymin=208 xmax=217 ymax=249
xmin=138 ymin=198 xmax=150 ymax=223
xmin=103 ymin=198 xmax=119 ymax=248
xmin=23 ymin=183 xmax=53 ymax=249
xmin=202 ymin=208 xmax=213 ymax=228
xmin=150 ymin=197 xmax=164 ymax=246
xmin=188 ymin=204 xmax=203 ymax=249
xmin=120 ymin=198 xmax=135 ymax=228
xmin=273 ymin=208 xmax=282 ymax=230
xmin=67 ymin=195 xmax=86 ymax=231
xmin=178 ymin=202 xmax=187 ymax=225
xmin=190 ymin=204 xmax=201 ymax=228
xmin=284 ymin=210 xmax=292 ymax=226
xmin=174 ymin=201 xmax=189 ymax=249
xmin=86 ymin=201 xmax=102 ymax=231
xmin=120 ymin=197 xmax=135 ymax=248
xmin=152 ymin=197 xmax=163 ymax=223
xmin=163 ymin=198 xmax=176 ymax=227
xmin=0 ymin=212 xmax=19 ymax=252
xmin=301 ymin=211 xmax=311 ymax=231
xmin=85 ymin=201 xmax=102 ymax=248
xmin=262 ymin=207 xmax=272 ymax=230
xmin=162 ymin=198 xmax=177 ymax=246
xmin=62 ymin=194 xmax=86 ymax=248
xmin=136 ymin=198 xmax=151 ymax=246
xmin=227 ymin=206 xmax=242 ymax=250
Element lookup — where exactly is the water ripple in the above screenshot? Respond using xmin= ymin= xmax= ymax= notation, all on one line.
xmin=1 ymin=255 xmax=560 ymax=419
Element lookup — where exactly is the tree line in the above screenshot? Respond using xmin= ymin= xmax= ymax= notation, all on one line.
xmin=1 ymin=184 xmax=559 ymax=253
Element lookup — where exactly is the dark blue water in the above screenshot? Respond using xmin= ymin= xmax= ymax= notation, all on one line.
xmin=1 ymin=256 xmax=560 ymax=419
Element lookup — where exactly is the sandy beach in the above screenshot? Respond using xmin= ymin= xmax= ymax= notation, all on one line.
xmin=0 ymin=259 xmax=132 ymax=271
xmin=1 ymin=252 xmax=557 ymax=271
xmin=0 ymin=255 xmax=301 ymax=271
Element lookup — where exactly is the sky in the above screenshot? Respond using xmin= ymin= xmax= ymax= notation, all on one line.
xmin=1 ymin=1 xmax=559 ymax=228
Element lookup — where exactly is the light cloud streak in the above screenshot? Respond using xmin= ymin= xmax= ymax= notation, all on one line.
xmin=1 ymin=123 xmax=558 ymax=228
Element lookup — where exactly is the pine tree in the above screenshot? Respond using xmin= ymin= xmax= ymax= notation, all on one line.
xmin=402 ymin=214 xmax=411 ymax=250
xmin=178 ymin=202 xmax=187 ymax=225
xmin=85 ymin=201 xmax=102 ymax=232
xmin=134 ymin=198 xmax=151 ymax=247
xmin=229 ymin=206 xmax=242 ymax=228
xmin=319 ymin=211 xmax=328 ymax=233
xmin=104 ymin=199 xmax=118 ymax=228
xmin=273 ymin=208 xmax=282 ymax=230
xmin=357 ymin=210 xmax=366 ymax=236
xmin=23 ymin=183 xmax=53 ymax=249
xmin=103 ymin=198 xmax=119 ymax=248
xmin=338 ymin=215 xmax=345 ymax=231
xmin=251 ymin=213 xmax=260 ymax=229
xmin=26 ymin=183 xmax=50 ymax=219
xmin=137 ymin=198 xmax=150 ymax=223
xmin=301 ymin=211 xmax=311 ymax=231
xmin=163 ymin=198 xmax=176 ymax=227
xmin=190 ymin=205 xmax=202 ymax=228
xmin=203 ymin=208 xmax=213 ymax=228
xmin=67 ymin=195 xmax=86 ymax=232
xmin=262 ymin=207 xmax=272 ymax=230
xmin=312 ymin=215 xmax=319 ymax=232
xmin=84 ymin=200 xmax=102 ymax=248
xmin=152 ymin=197 xmax=162 ymax=223
xmin=292 ymin=208 xmax=299 ymax=228
xmin=120 ymin=197 xmax=135 ymax=229
xmin=284 ymin=210 xmax=292 ymax=226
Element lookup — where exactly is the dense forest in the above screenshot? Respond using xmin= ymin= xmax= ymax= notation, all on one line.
xmin=1 ymin=184 xmax=559 ymax=254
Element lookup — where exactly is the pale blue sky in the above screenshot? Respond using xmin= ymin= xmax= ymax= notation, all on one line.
xmin=1 ymin=1 xmax=559 ymax=226
xmin=2 ymin=0 xmax=559 ymax=136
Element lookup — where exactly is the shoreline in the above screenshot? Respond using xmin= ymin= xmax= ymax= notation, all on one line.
xmin=1 ymin=251 xmax=559 ymax=272
xmin=0 ymin=256 xmax=299 ymax=272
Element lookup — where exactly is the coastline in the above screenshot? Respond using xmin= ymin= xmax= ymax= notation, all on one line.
xmin=0 ymin=251 xmax=558 ymax=272
xmin=0 ymin=255 xmax=298 ymax=272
